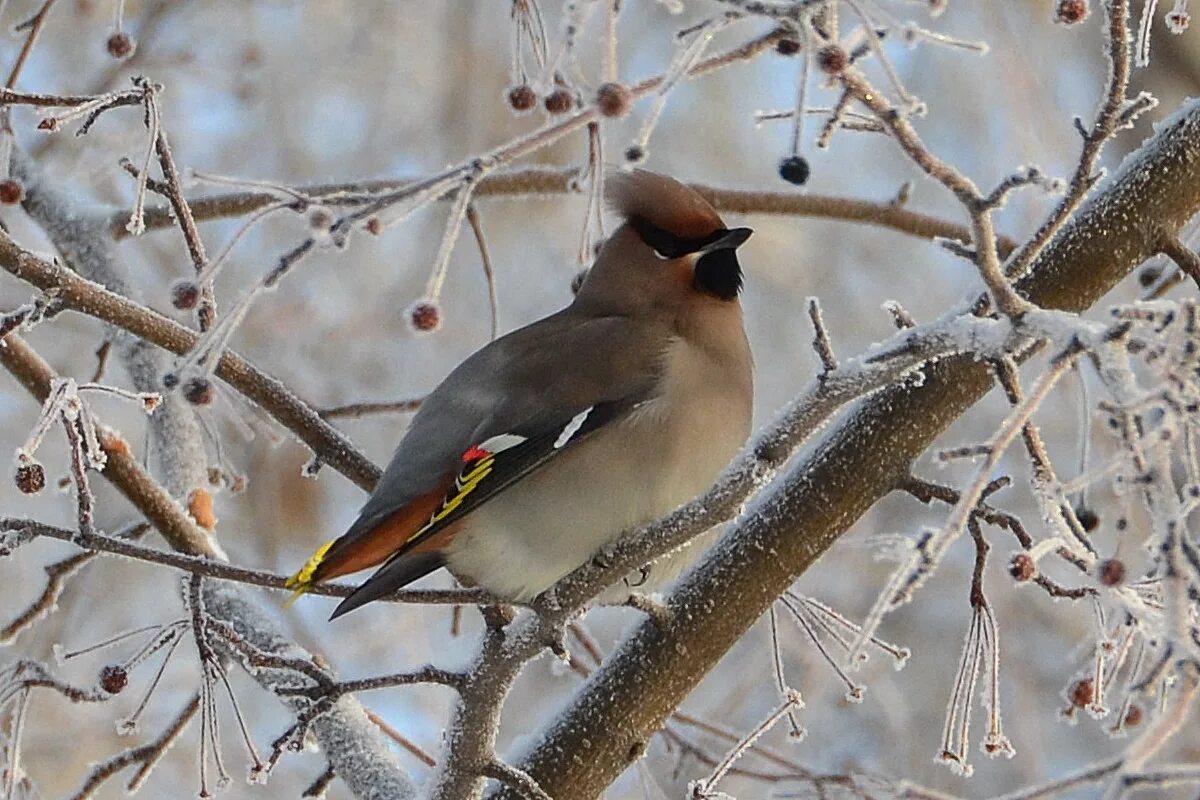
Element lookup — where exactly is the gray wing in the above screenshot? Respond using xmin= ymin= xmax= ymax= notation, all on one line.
xmin=327 ymin=308 xmax=669 ymax=562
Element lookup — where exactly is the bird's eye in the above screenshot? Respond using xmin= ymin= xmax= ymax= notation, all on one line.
xmin=629 ymin=216 xmax=689 ymax=259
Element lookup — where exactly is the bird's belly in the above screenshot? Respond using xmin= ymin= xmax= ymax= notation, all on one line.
xmin=444 ymin=395 xmax=747 ymax=601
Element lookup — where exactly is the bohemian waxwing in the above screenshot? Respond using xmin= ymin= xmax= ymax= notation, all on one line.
xmin=287 ymin=169 xmax=754 ymax=618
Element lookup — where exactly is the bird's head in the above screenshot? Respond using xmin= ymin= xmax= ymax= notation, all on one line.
xmin=575 ymin=170 xmax=753 ymax=310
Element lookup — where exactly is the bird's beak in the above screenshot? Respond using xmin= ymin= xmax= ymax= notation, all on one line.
xmin=700 ymin=227 xmax=753 ymax=253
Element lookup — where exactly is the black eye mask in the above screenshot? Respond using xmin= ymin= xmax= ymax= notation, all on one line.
xmin=628 ymin=216 xmax=752 ymax=301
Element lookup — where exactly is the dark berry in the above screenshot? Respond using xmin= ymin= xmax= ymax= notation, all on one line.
xmin=99 ymin=664 xmax=128 ymax=694
xmin=1069 ymin=678 xmax=1094 ymax=708
xmin=1054 ymin=0 xmax=1090 ymax=24
xmin=624 ymin=145 xmax=646 ymax=163
xmin=544 ymin=88 xmax=574 ymax=115
xmin=1097 ymin=558 xmax=1126 ymax=586
xmin=0 ymin=178 xmax=24 ymax=205
xmin=1074 ymin=505 xmax=1099 ymax=532
xmin=779 ymin=155 xmax=810 ymax=185
xmin=170 ymin=280 xmax=200 ymax=310
xmin=182 ymin=376 xmax=215 ymax=406
xmin=105 ymin=31 xmax=136 ymax=59
xmin=1137 ymin=264 xmax=1162 ymax=287
xmin=507 ymin=84 xmax=537 ymax=112
xmin=15 ymin=461 xmax=45 ymax=494
xmin=409 ymin=301 xmax=441 ymax=333
xmin=1008 ymin=552 xmax=1035 ymax=582
xmin=596 ymin=82 xmax=632 ymax=118
xmin=816 ymin=45 xmax=849 ymax=74
xmin=775 ymin=38 xmax=801 ymax=56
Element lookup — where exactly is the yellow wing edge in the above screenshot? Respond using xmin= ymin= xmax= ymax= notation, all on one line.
xmin=284 ymin=539 xmax=336 ymax=605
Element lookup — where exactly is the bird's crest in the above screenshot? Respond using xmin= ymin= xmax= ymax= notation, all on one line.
xmin=606 ymin=169 xmax=724 ymax=239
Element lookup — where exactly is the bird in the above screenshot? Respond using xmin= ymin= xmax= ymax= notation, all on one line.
xmin=286 ymin=169 xmax=754 ymax=618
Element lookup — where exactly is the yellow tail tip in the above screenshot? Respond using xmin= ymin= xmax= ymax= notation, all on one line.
xmin=283 ymin=539 xmax=336 ymax=606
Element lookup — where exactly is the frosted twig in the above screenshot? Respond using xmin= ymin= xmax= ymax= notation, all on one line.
xmin=807 ymin=296 xmax=838 ymax=374
xmin=689 ymin=690 xmax=804 ymax=798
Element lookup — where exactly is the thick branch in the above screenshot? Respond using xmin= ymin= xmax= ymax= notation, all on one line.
xmin=497 ymin=98 xmax=1200 ymax=800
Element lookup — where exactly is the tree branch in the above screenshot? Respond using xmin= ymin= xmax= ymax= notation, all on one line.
xmin=112 ymin=166 xmax=1017 ymax=256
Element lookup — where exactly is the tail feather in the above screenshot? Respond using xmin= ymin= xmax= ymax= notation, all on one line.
xmin=330 ymin=552 xmax=445 ymax=619
xmin=285 ymin=539 xmax=337 ymax=604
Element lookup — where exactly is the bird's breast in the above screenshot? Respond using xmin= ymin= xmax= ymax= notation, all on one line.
xmin=444 ymin=337 xmax=752 ymax=601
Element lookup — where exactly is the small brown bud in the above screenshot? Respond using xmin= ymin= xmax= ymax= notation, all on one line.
xmin=105 ymin=31 xmax=136 ymax=59
xmin=0 ymin=178 xmax=24 ymax=205
xmin=99 ymin=664 xmax=128 ymax=694
xmin=775 ymin=38 xmax=801 ymax=56
xmin=1054 ymin=0 xmax=1090 ymax=24
xmin=1069 ymin=677 xmax=1094 ymax=708
xmin=408 ymin=300 xmax=441 ymax=333
xmin=37 ymin=117 xmax=59 ymax=132
xmin=543 ymin=88 xmax=574 ymax=115
xmin=507 ymin=84 xmax=537 ymax=112
xmin=816 ymin=45 xmax=849 ymax=74
xmin=365 ymin=216 xmax=383 ymax=235
xmin=1097 ymin=558 xmax=1126 ymax=586
xmin=1074 ymin=505 xmax=1099 ymax=532
xmin=596 ymin=82 xmax=632 ymax=118
xmin=1123 ymin=703 xmax=1143 ymax=727
xmin=15 ymin=461 xmax=46 ymax=494
xmin=624 ymin=145 xmax=646 ymax=164
xmin=170 ymin=280 xmax=201 ymax=310
xmin=1008 ymin=552 xmax=1036 ymax=582
xmin=181 ymin=376 xmax=215 ymax=406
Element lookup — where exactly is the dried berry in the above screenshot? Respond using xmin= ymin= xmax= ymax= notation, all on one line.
xmin=1008 ymin=552 xmax=1035 ymax=582
xmin=1054 ymin=0 xmax=1090 ymax=24
xmin=596 ymin=82 xmax=632 ymax=118
xmin=624 ymin=145 xmax=646 ymax=164
xmin=1097 ymin=558 xmax=1126 ymax=586
xmin=0 ymin=178 xmax=24 ymax=205
xmin=170 ymin=280 xmax=201 ymax=310
xmin=778 ymin=155 xmax=810 ymax=185
xmin=365 ymin=216 xmax=383 ymax=236
xmin=1069 ymin=677 xmax=1094 ymax=708
xmin=99 ymin=664 xmax=128 ymax=694
xmin=105 ymin=31 xmax=136 ymax=59
xmin=15 ymin=461 xmax=45 ymax=494
xmin=507 ymin=84 xmax=537 ymax=112
xmin=543 ymin=88 xmax=574 ymax=115
xmin=409 ymin=300 xmax=441 ymax=333
xmin=37 ymin=117 xmax=59 ymax=132
xmin=775 ymin=38 xmax=801 ymax=56
xmin=816 ymin=45 xmax=849 ymax=74
xmin=182 ymin=376 xmax=215 ymax=406
xmin=1074 ymin=505 xmax=1099 ymax=532
xmin=1123 ymin=703 xmax=1142 ymax=727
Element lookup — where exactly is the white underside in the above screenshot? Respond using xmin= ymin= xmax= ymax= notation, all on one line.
xmin=444 ymin=338 xmax=750 ymax=602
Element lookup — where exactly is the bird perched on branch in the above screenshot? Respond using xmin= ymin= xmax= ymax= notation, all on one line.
xmin=287 ymin=170 xmax=754 ymax=618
